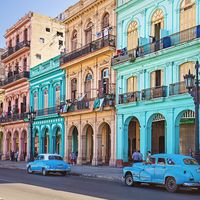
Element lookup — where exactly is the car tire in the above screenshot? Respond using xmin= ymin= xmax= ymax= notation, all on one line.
xmin=42 ymin=168 xmax=48 ymax=176
xmin=165 ymin=177 xmax=178 ymax=193
xmin=61 ymin=172 xmax=67 ymax=176
xmin=125 ymin=174 xmax=134 ymax=186
xmin=27 ymin=166 xmax=33 ymax=174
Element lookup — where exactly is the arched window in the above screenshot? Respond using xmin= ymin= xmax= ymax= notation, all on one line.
xmin=71 ymin=30 xmax=77 ymax=51
xmin=150 ymin=70 xmax=164 ymax=87
xmin=55 ymin=85 xmax=60 ymax=105
xmin=102 ymin=12 xmax=109 ymax=30
xmin=16 ymin=34 xmax=20 ymax=46
xmin=84 ymin=74 xmax=92 ymax=99
xmin=44 ymin=89 xmax=48 ymax=109
xmin=127 ymin=21 xmax=138 ymax=50
xmin=85 ymin=21 xmax=93 ymax=44
xmin=179 ymin=62 xmax=195 ymax=81
xmin=151 ymin=9 xmax=164 ymax=41
xmin=71 ymin=78 xmax=77 ymax=100
xmin=127 ymin=76 xmax=138 ymax=92
xmin=24 ymin=28 xmax=28 ymax=41
xmin=180 ymin=0 xmax=196 ymax=31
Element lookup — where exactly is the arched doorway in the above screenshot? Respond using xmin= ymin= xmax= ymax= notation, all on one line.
xmin=13 ymin=131 xmax=19 ymax=152
xmin=34 ymin=129 xmax=39 ymax=156
xmin=55 ymin=127 xmax=61 ymax=155
xmin=21 ymin=130 xmax=27 ymax=160
xmin=0 ymin=132 xmax=3 ymax=155
xmin=177 ymin=110 xmax=195 ymax=155
xmin=149 ymin=113 xmax=166 ymax=154
xmin=128 ymin=118 xmax=140 ymax=161
xmin=6 ymin=132 xmax=12 ymax=158
xmin=98 ymin=122 xmax=111 ymax=165
xmin=83 ymin=124 xmax=94 ymax=164
xmin=43 ymin=128 xmax=49 ymax=153
xmin=71 ymin=126 xmax=78 ymax=154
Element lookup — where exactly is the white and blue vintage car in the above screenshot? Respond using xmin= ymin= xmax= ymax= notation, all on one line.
xmin=123 ymin=154 xmax=200 ymax=192
xmin=27 ymin=154 xmax=71 ymax=176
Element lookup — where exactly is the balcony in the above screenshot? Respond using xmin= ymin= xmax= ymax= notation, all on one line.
xmin=0 ymin=113 xmax=28 ymax=123
xmin=112 ymin=25 xmax=200 ymax=66
xmin=119 ymin=91 xmax=140 ymax=104
xmin=169 ymin=81 xmax=187 ymax=96
xmin=60 ymin=35 xmax=116 ymax=65
xmin=36 ymin=106 xmax=59 ymax=117
xmin=141 ymin=86 xmax=167 ymax=100
xmin=1 ymin=40 xmax=30 ymax=61
xmin=0 ymin=71 xmax=30 ymax=88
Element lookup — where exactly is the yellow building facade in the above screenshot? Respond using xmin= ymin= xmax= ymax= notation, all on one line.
xmin=60 ymin=0 xmax=117 ymax=166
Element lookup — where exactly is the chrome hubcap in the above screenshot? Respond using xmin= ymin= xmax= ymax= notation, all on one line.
xmin=126 ymin=177 xmax=133 ymax=185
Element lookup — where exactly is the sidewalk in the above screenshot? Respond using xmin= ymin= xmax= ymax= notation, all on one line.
xmin=0 ymin=160 xmax=123 ymax=182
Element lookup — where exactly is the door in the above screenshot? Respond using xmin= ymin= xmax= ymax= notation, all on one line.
xmin=154 ymin=157 xmax=166 ymax=183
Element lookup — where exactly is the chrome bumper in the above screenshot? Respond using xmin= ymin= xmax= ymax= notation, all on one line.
xmin=183 ymin=182 xmax=200 ymax=187
xmin=47 ymin=168 xmax=71 ymax=172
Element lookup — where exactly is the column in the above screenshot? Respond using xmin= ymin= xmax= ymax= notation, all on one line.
xmin=18 ymin=132 xmax=22 ymax=161
xmin=109 ymin=115 xmax=116 ymax=166
xmin=49 ymin=125 xmax=53 ymax=153
xmin=64 ymin=120 xmax=69 ymax=161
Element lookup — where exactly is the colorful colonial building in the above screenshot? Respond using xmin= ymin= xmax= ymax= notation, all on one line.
xmin=59 ymin=0 xmax=117 ymax=166
xmin=29 ymin=55 xmax=65 ymax=157
xmin=112 ymin=0 xmax=200 ymax=166
xmin=0 ymin=12 xmax=65 ymax=160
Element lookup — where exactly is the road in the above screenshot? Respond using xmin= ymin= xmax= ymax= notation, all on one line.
xmin=0 ymin=168 xmax=199 ymax=200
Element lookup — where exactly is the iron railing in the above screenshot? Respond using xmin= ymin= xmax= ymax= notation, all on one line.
xmin=169 ymin=81 xmax=187 ymax=96
xmin=141 ymin=86 xmax=167 ymax=100
xmin=60 ymin=35 xmax=116 ymax=65
xmin=112 ymin=25 xmax=200 ymax=66
xmin=0 ymin=71 xmax=30 ymax=87
xmin=119 ymin=91 xmax=140 ymax=104
xmin=36 ymin=106 xmax=60 ymax=117
xmin=0 ymin=113 xmax=28 ymax=123
xmin=1 ymin=40 xmax=30 ymax=60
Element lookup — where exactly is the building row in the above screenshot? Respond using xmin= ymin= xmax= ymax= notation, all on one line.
xmin=0 ymin=0 xmax=200 ymax=166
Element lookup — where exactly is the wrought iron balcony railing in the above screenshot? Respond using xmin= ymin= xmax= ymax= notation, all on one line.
xmin=119 ymin=91 xmax=140 ymax=104
xmin=169 ymin=81 xmax=187 ymax=96
xmin=36 ymin=106 xmax=60 ymax=117
xmin=0 ymin=71 xmax=30 ymax=87
xmin=112 ymin=25 xmax=200 ymax=66
xmin=0 ymin=113 xmax=28 ymax=123
xmin=1 ymin=40 xmax=30 ymax=60
xmin=60 ymin=35 xmax=116 ymax=65
xmin=141 ymin=86 xmax=167 ymax=100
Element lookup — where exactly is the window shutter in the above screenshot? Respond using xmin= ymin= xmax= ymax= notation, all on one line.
xmin=134 ymin=76 xmax=138 ymax=91
xmin=98 ymin=80 xmax=103 ymax=97
xmin=151 ymin=72 xmax=156 ymax=87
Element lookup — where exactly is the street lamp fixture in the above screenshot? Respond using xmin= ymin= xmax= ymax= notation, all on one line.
xmin=27 ymin=107 xmax=36 ymax=162
xmin=184 ymin=61 xmax=200 ymax=163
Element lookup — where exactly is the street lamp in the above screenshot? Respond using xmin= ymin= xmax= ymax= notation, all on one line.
xmin=184 ymin=61 xmax=200 ymax=163
xmin=27 ymin=107 xmax=36 ymax=162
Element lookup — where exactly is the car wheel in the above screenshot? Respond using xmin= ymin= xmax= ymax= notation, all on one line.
xmin=165 ymin=177 xmax=178 ymax=193
xmin=42 ymin=168 xmax=48 ymax=176
xmin=27 ymin=166 xmax=33 ymax=174
xmin=125 ymin=174 xmax=134 ymax=186
xmin=61 ymin=172 xmax=67 ymax=176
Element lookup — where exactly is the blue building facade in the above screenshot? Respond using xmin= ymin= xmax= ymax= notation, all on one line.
xmin=29 ymin=55 xmax=66 ymax=157
xmin=113 ymin=0 xmax=200 ymax=166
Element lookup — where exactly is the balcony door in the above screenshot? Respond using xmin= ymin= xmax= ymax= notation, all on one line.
xmin=127 ymin=21 xmax=138 ymax=51
xmin=151 ymin=70 xmax=163 ymax=88
xmin=84 ymin=74 xmax=92 ymax=99
xmin=127 ymin=76 xmax=137 ymax=93
xmin=71 ymin=78 xmax=77 ymax=100
xmin=85 ymin=22 xmax=93 ymax=45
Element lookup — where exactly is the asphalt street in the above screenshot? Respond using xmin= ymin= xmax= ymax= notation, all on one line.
xmin=0 ymin=168 xmax=200 ymax=200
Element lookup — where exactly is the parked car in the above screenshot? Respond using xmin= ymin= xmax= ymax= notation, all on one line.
xmin=123 ymin=154 xmax=200 ymax=192
xmin=27 ymin=154 xmax=71 ymax=176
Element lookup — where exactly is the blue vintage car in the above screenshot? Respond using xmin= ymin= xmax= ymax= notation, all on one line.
xmin=27 ymin=154 xmax=71 ymax=176
xmin=123 ymin=154 xmax=200 ymax=192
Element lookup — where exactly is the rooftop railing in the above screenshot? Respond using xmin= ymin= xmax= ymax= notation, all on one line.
xmin=112 ymin=25 xmax=200 ymax=66
xmin=60 ymin=35 xmax=116 ymax=65
xmin=1 ymin=40 xmax=30 ymax=60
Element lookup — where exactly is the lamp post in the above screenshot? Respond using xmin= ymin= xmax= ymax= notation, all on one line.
xmin=184 ymin=61 xmax=200 ymax=162
xmin=27 ymin=107 xmax=36 ymax=162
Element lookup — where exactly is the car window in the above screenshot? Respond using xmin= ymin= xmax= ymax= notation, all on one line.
xmin=149 ymin=157 xmax=156 ymax=164
xmin=183 ymin=158 xmax=198 ymax=165
xmin=157 ymin=158 xmax=166 ymax=165
xmin=48 ymin=155 xmax=63 ymax=160
xmin=40 ymin=155 xmax=44 ymax=160
xmin=167 ymin=158 xmax=175 ymax=165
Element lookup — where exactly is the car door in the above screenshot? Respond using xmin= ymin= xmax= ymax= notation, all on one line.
xmin=37 ymin=155 xmax=45 ymax=172
xmin=154 ymin=157 xmax=166 ymax=183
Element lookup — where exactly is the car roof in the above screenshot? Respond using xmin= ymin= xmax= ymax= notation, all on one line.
xmin=38 ymin=154 xmax=62 ymax=157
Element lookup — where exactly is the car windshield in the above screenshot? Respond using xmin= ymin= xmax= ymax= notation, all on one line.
xmin=183 ymin=158 xmax=198 ymax=165
xmin=48 ymin=155 xmax=63 ymax=161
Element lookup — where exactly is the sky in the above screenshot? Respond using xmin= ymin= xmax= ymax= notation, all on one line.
xmin=0 ymin=0 xmax=79 ymax=48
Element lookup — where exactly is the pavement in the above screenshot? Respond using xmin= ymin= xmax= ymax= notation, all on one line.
xmin=0 ymin=160 xmax=122 ymax=182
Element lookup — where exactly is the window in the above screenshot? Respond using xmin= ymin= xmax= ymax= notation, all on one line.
xmin=59 ymin=40 xmax=63 ymax=46
xmin=46 ymin=28 xmax=50 ymax=32
xmin=151 ymin=70 xmax=163 ymax=87
xmin=127 ymin=21 xmax=138 ymax=50
xmin=157 ymin=158 xmax=166 ymax=165
xmin=39 ymin=38 xmax=45 ymax=43
xmin=71 ymin=78 xmax=77 ymax=100
xmin=24 ymin=29 xmax=28 ymax=41
xmin=102 ymin=68 xmax=109 ymax=79
xmin=149 ymin=157 xmax=156 ymax=164
xmin=48 ymin=155 xmax=63 ymax=160
xmin=23 ymin=58 xmax=27 ymax=71
xmin=102 ymin=12 xmax=109 ymax=30
xmin=179 ymin=62 xmax=195 ymax=81
xmin=16 ymin=35 xmax=20 ymax=46
xmin=167 ymin=158 xmax=175 ymax=165
xmin=9 ymin=40 xmax=12 ymax=48
xmin=36 ymin=54 xmax=41 ymax=59
xmin=55 ymin=85 xmax=60 ymax=105
xmin=44 ymin=89 xmax=48 ymax=109
xmin=183 ymin=158 xmax=198 ymax=165
xmin=85 ymin=21 xmax=93 ymax=44
xmin=57 ymin=31 xmax=63 ymax=37
xmin=84 ymin=74 xmax=92 ymax=99
xmin=127 ymin=76 xmax=137 ymax=92
xmin=71 ymin=30 xmax=78 ymax=51
xmin=34 ymin=92 xmax=38 ymax=111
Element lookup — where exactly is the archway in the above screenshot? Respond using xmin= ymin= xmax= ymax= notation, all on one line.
xmin=43 ymin=128 xmax=49 ymax=153
xmin=176 ymin=110 xmax=195 ymax=155
xmin=6 ymin=132 xmax=12 ymax=157
xmin=149 ymin=113 xmax=166 ymax=154
xmin=55 ymin=127 xmax=61 ymax=155
xmin=33 ymin=129 xmax=39 ymax=156
xmin=128 ymin=117 xmax=140 ymax=161
xmin=71 ymin=126 xmax=78 ymax=154
xmin=13 ymin=131 xmax=19 ymax=152
xmin=82 ymin=124 xmax=94 ymax=164
xmin=21 ymin=130 xmax=27 ymax=160
xmin=0 ymin=132 xmax=3 ymax=157
xmin=98 ymin=122 xmax=111 ymax=165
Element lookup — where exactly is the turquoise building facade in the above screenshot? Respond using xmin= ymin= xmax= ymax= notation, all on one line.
xmin=113 ymin=0 xmax=200 ymax=166
xmin=29 ymin=55 xmax=66 ymax=157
